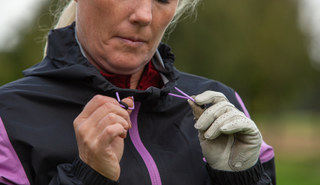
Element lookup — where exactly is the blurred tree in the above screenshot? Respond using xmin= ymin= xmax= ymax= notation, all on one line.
xmin=0 ymin=0 xmax=59 ymax=86
xmin=167 ymin=0 xmax=320 ymax=113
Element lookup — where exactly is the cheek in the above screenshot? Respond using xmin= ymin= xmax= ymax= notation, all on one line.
xmin=156 ymin=3 xmax=177 ymax=30
xmin=153 ymin=8 xmax=176 ymax=39
xmin=77 ymin=0 xmax=116 ymax=23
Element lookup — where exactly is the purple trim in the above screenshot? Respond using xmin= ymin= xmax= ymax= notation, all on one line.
xmin=129 ymin=102 xmax=162 ymax=185
xmin=0 ymin=117 xmax=30 ymax=185
xmin=234 ymin=92 xmax=275 ymax=163
xmin=259 ymin=141 xmax=275 ymax=163
xmin=235 ymin=92 xmax=251 ymax=119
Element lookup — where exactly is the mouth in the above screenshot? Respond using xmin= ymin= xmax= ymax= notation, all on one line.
xmin=117 ymin=36 xmax=147 ymax=46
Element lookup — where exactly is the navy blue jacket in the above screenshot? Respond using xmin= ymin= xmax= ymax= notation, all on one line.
xmin=0 ymin=23 xmax=275 ymax=185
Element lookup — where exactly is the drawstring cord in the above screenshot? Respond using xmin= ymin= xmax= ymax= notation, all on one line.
xmin=168 ymin=87 xmax=195 ymax=102
xmin=168 ymin=87 xmax=206 ymax=109
xmin=116 ymin=87 xmax=199 ymax=110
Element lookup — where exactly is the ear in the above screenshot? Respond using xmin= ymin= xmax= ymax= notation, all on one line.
xmin=74 ymin=0 xmax=78 ymax=2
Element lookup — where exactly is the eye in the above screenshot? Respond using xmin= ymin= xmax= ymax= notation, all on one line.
xmin=157 ymin=0 xmax=170 ymax=4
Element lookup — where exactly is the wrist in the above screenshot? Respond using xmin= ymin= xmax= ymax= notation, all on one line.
xmin=206 ymin=159 xmax=271 ymax=185
xmin=71 ymin=156 xmax=119 ymax=185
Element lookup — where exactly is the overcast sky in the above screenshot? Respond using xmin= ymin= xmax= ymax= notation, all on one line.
xmin=0 ymin=0 xmax=319 ymax=63
xmin=0 ymin=0 xmax=46 ymax=51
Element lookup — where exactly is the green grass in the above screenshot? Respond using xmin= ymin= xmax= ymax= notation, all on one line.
xmin=276 ymin=157 xmax=320 ymax=185
xmin=254 ymin=111 xmax=320 ymax=185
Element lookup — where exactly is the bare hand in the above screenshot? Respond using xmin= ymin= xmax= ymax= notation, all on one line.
xmin=74 ymin=95 xmax=133 ymax=180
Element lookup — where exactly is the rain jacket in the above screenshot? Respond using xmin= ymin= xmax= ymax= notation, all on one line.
xmin=0 ymin=23 xmax=275 ymax=185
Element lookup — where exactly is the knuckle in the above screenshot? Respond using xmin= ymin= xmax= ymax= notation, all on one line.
xmin=122 ymin=112 xmax=130 ymax=120
xmin=74 ymin=117 xmax=85 ymax=131
xmin=223 ymin=101 xmax=234 ymax=108
xmin=75 ymin=124 xmax=87 ymax=137
xmin=93 ymin=94 xmax=105 ymax=102
xmin=103 ymin=101 xmax=116 ymax=111
xmin=73 ymin=117 xmax=81 ymax=127
xmin=93 ymin=95 xmax=117 ymax=104
xmin=104 ymin=125 xmax=118 ymax=136
xmin=106 ymin=112 xmax=117 ymax=122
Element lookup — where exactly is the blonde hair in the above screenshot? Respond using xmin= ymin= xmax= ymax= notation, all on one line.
xmin=53 ymin=1 xmax=76 ymax=29
xmin=44 ymin=0 xmax=201 ymax=54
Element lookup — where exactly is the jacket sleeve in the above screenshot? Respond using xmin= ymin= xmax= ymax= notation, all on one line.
xmin=206 ymin=159 xmax=272 ymax=185
xmin=0 ymin=117 xmax=30 ymax=185
xmin=234 ymin=92 xmax=276 ymax=184
xmin=262 ymin=157 xmax=276 ymax=185
xmin=49 ymin=156 xmax=118 ymax=185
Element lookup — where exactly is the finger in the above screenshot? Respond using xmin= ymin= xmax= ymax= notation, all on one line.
xmin=86 ymin=101 xmax=131 ymax=128
xmin=204 ymin=109 xmax=245 ymax=139
xmin=195 ymin=101 xmax=234 ymax=131
xmin=76 ymin=95 xmax=119 ymax=121
xmin=99 ymin=123 xmax=127 ymax=147
xmin=220 ymin=118 xmax=259 ymax=136
xmin=121 ymin=97 xmax=134 ymax=115
xmin=194 ymin=91 xmax=228 ymax=105
xmin=94 ymin=113 xmax=131 ymax=136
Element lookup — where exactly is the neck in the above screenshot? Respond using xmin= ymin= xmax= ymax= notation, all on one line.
xmin=130 ymin=68 xmax=144 ymax=89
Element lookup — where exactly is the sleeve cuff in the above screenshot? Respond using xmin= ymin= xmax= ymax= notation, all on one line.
xmin=206 ymin=159 xmax=272 ymax=185
xmin=70 ymin=156 xmax=119 ymax=185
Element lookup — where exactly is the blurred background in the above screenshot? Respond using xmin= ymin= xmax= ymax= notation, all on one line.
xmin=0 ymin=0 xmax=319 ymax=184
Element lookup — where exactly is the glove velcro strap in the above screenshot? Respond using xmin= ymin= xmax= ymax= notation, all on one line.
xmin=206 ymin=159 xmax=272 ymax=185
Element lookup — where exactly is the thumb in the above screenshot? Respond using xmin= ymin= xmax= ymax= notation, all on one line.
xmin=188 ymin=99 xmax=205 ymax=120
xmin=121 ymin=97 xmax=134 ymax=115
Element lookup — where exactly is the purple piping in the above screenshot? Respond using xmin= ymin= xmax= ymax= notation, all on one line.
xmin=129 ymin=102 xmax=162 ymax=185
xmin=259 ymin=141 xmax=275 ymax=163
xmin=234 ymin=92 xmax=275 ymax=163
xmin=0 ymin=117 xmax=30 ymax=185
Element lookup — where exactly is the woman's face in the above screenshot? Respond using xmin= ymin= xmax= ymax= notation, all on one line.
xmin=75 ymin=0 xmax=178 ymax=75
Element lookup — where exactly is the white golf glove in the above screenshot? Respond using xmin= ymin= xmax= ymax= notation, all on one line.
xmin=188 ymin=91 xmax=262 ymax=171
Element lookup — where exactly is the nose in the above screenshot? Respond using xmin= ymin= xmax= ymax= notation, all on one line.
xmin=128 ymin=0 xmax=152 ymax=26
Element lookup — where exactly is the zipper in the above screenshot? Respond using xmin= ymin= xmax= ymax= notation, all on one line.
xmin=129 ymin=102 xmax=162 ymax=185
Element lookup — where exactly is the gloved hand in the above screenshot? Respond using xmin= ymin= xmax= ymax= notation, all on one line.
xmin=188 ymin=91 xmax=262 ymax=171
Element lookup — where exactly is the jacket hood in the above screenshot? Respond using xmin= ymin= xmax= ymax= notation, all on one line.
xmin=23 ymin=22 xmax=180 ymax=106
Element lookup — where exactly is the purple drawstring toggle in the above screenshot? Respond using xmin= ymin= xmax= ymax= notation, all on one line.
xmin=116 ymin=92 xmax=135 ymax=110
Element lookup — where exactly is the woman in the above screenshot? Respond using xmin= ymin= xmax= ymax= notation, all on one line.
xmin=0 ymin=0 xmax=275 ymax=184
